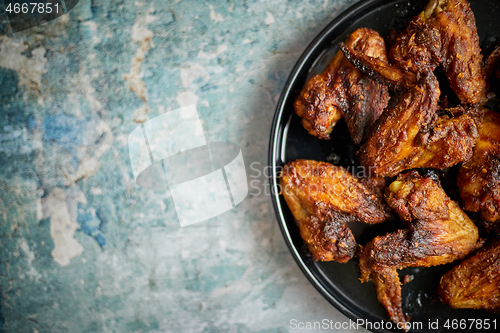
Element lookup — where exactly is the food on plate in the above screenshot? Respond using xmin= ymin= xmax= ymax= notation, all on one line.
xmin=294 ymin=28 xmax=389 ymax=143
xmin=278 ymin=0 xmax=500 ymax=326
xmin=390 ymin=0 xmax=488 ymax=105
xmin=438 ymin=238 xmax=500 ymax=310
xmin=358 ymin=73 xmax=478 ymax=177
xmin=340 ymin=42 xmax=418 ymax=91
xmin=358 ymin=171 xmax=481 ymax=326
xmin=279 ymin=160 xmax=390 ymax=262
xmin=458 ymin=108 xmax=500 ymax=223
xmin=342 ymin=0 xmax=488 ymax=105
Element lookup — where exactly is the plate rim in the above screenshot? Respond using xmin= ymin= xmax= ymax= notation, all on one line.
xmin=268 ymin=1 xmax=422 ymax=332
xmin=268 ymin=0 xmax=500 ymax=331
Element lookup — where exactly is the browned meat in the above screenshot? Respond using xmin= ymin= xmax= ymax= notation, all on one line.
xmin=358 ymin=171 xmax=481 ymax=326
xmin=391 ymin=0 xmax=488 ymax=105
xmin=280 ymin=160 xmax=390 ymax=262
xmin=389 ymin=15 xmax=434 ymax=77
xmin=340 ymin=43 xmax=418 ymax=91
xmin=294 ymin=28 xmax=390 ymax=143
xmin=359 ymin=73 xmax=477 ymax=177
xmin=458 ymin=109 xmax=500 ymax=223
xmin=438 ymin=239 xmax=500 ymax=310
xmin=341 ymin=0 xmax=488 ymax=105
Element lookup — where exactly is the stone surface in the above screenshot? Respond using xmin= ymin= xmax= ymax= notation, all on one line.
xmin=0 ymin=0 xmax=369 ymax=332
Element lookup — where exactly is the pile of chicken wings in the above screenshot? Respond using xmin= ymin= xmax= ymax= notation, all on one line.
xmin=280 ymin=0 xmax=500 ymax=327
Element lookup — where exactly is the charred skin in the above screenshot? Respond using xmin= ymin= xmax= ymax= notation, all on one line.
xmin=340 ymin=43 xmax=418 ymax=91
xmin=294 ymin=28 xmax=390 ymax=143
xmin=389 ymin=15 xmax=436 ymax=76
xmin=341 ymin=0 xmax=488 ymax=105
xmin=423 ymin=0 xmax=488 ymax=105
xmin=359 ymin=73 xmax=477 ymax=177
xmin=438 ymin=239 xmax=500 ymax=310
xmin=280 ymin=160 xmax=390 ymax=262
xmin=458 ymin=109 xmax=500 ymax=223
xmin=359 ymin=172 xmax=481 ymax=327
xmin=391 ymin=0 xmax=488 ymax=105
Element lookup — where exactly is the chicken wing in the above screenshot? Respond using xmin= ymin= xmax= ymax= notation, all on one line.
xmin=359 ymin=73 xmax=477 ymax=177
xmin=341 ymin=0 xmax=488 ymax=105
xmin=294 ymin=28 xmax=390 ymax=143
xmin=280 ymin=160 xmax=390 ymax=262
xmin=438 ymin=239 xmax=500 ymax=310
xmin=358 ymin=171 xmax=481 ymax=326
xmin=391 ymin=0 xmax=488 ymax=105
xmin=458 ymin=108 xmax=500 ymax=224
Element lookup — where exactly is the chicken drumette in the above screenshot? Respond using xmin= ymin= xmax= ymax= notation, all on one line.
xmin=458 ymin=108 xmax=500 ymax=224
xmin=359 ymin=73 xmax=477 ymax=177
xmin=358 ymin=171 xmax=481 ymax=326
xmin=438 ymin=238 xmax=500 ymax=310
xmin=294 ymin=28 xmax=389 ymax=143
xmin=280 ymin=160 xmax=390 ymax=262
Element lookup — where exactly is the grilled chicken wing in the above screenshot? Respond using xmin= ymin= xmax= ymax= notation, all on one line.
xmin=358 ymin=171 xmax=481 ymax=326
xmin=458 ymin=109 xmax=500 ymax=224
xmin=341 ymin=0 xmax=488 ymax=105
xmin=294 ymin=28 xmax=390 ymax=143
xmin=392 ymin=0 xmax=488 ymax=105
xmin=280 ymin=160 xmax=390 ymax=262
xmin=359 ymin=73 xmax=477 ymax=177
xmin=438 ymin=239 xmax=500 ymax=310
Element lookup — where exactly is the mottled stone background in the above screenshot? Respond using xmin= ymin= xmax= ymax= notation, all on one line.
xmin=0 ymin=0 xmax=369 ymax=332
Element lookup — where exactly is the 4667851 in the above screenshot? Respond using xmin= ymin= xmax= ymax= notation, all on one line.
xmin=444 ymin=318 xmax=497 ymax=330
xmin=5 ymin=2 xmax=60 ymax=14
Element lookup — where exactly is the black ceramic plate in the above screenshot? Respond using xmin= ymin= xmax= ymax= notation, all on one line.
xmin=269 ymin=0 xmax=500 ymax=332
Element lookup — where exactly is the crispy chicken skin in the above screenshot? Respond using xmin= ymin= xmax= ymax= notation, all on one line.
xmin=294 ymin=28 xmax=389 ymax=143
xmin=280 ymin=160 xmax=390 ymax=262
xmin=359 ymin=73 xmax=477 ymax=177
xmin=340 ymin=43 xmax=418 ymax=91
xmin=358 ymin=172 xmax=481 ymax=326
xmin=438 ymin=239 xmax=500 ymax=310
xmin=391 ymin=0 xmax=488 ymax=105
xmin=341 ymin=0 xmax=488 ymax=105
xmin=458 ymin=109 xmax=500 ymax=223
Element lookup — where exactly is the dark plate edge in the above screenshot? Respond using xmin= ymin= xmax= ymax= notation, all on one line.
xmin=268 ymin=1 xmax=401 ymax=332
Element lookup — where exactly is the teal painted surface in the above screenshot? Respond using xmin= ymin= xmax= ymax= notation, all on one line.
xmin=0 ymin=0 xmax=368 ymax=332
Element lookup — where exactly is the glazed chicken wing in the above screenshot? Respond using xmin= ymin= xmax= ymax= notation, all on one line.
xmin=358 ymin=171 xmax=481 ymax=326
xmin=359 ymin=73 xmax=477 ymax=177
xmin=280 ymin=160 xmax=390 ymax=262
xmin=438 ymin=239 xmax=500 ymax=310
xmin=294 ymin=28 xmax=390 ymax=143
xmin=458 ymin=109 xmax=500 ymax=224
